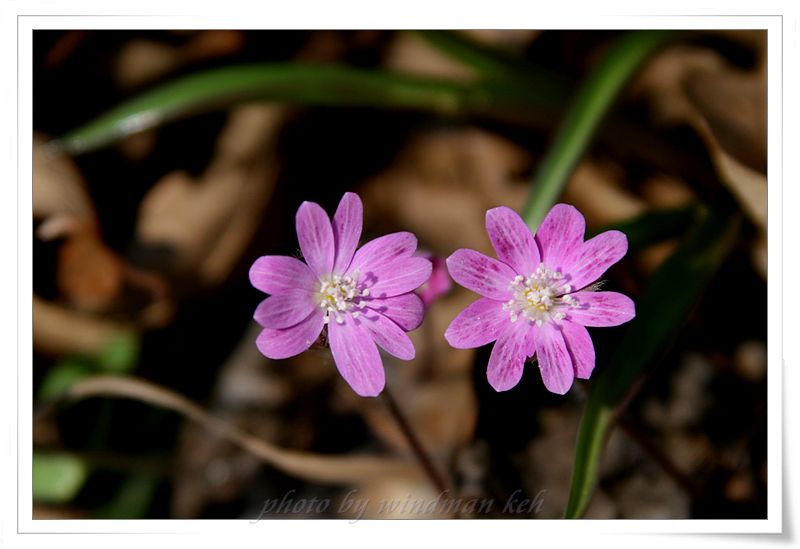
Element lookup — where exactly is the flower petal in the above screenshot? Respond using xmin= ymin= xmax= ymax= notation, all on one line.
xmin=332 ymin=192 xmax=363 ymax=274
xmin=566 ymin=291 xmax=636 ymax=327
xmin=249 ymin=255 xmax=317 ymax=294
xmin=328 ymin=318 xmax=385 ymax=397
xmin=349 ymin=232 xmax=417 ymax=275
xmin=296 ymin=201 xmax=335 ymax=277
xmin=253 ymin=289 xmax=317 ymax=330
xmin=534 ymin=203 xmax=586 ymax=272
xmin=534 ymin=322 xmax=575 ymax=394
xmin=256 ymin=309 xmax=325 ymax=360
xmin=444 ymin=297 xmax=509 ymax=349
xmin=360 ymin=311 xmax=415 ymax=360
xmin=486 ymin=206 xmax=540 ymax=276
xmin=563 ymin=230 xmax=628 ymax=290
xmin=486 ymin=321 xmax=532 ymax=392
xmin=363 ymin=293 xmax=424 ymax=331
xmin=361 ymin=256 xmax=432 ymax=299
xmin=560 ymin=321 xmax=595 ymax=379
xmin=446 ymin=249 xmax=515 ymax=301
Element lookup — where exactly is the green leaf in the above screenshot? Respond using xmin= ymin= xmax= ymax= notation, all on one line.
xmin=54 ymin=64 xmax=554 ymax=155
xmin=38 ymin=359 xmax=94 ymax=401
xmin=564 ymin=205 xmax=741 ymax=519
xmin=589 ymin=205 xmax=700 ymax=252
xmin=523 ymin=30 xmax=674 ymax=230
xmin=96 ymin=332 xmax=140 ymax=374
xmin=33 ymin=452 xmax=89 ymax=503
xmin=94 ymin=473 xmax=160 ymax=519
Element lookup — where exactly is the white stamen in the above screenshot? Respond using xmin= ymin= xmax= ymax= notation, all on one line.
xmin=317 ymin=272 xmax=368 ymax=325
xmin=503 ymin=263 xmax=580 ymax=326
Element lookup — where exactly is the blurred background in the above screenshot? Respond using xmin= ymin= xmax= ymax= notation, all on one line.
xmin=32 ymin=29 xmax=767 ymax=519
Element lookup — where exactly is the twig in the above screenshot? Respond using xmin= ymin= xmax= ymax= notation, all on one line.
xmin=381 ymin=386 xmax=450 ymax=495
xmin=54 ymin=375 xmax=415 ymax=486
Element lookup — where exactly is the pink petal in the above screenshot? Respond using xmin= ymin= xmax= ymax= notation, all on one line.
xmin=296 ymin=201 xmax=335 ymax=277
xmin=363 ymin=293 xmax=424 ymax=331
xmin=363 ymin=256 xmax=432 ymax=299
xmin=361 ymin=311 xmax=415 ymax=360
xmin=446 ymin=249 xmax=515 ymax=301
xmin=485 ymin=206 xmax=540 ymax=276
xmin=349 ymin=232 xmax=417 ymax=275
xmin=253 ymin=289 xmax=317 ymax=330
xmin=566 ymin=291 xmax=636 ymax=327
xmin=534 ymin=322 xmax=575 ymax=394
xmin=444 ymin=297 xmax=509 ymax=349
xmin=249 ymin=255 xmax=317 ymax=295
xmin=328 ymin=317 xmax=385 ymax=397
xmin=486 ymin=322 xmax=533 ymax=392
xmin=256 ymin=309 xmax=325 ymax=360
xmin=560 ymin=321 xmax=595 ymax=379
xmin=563 ymin=230 xmax=628 ymax=290
xmin=534 ymin=203 xmax=585 ymax=272
xmin=332 ymin=192 xmax=363 ymax=275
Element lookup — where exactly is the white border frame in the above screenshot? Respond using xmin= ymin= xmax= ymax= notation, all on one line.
xmin=2 ymin=3 xmax=792 ymax=547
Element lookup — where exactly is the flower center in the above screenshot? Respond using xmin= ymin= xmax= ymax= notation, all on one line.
xmin=502 ymin=263 xmax=578 ymax=326
xmin=317 ymin=270 xmax=370 ymax=324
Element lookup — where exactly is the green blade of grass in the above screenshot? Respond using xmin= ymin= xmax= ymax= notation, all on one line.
xmin=54 ymin=63 xmax=553 ymax=155
xmin=414 ymin=30 xmax=562 ymax=93
xmin=564 ymin=205 xmax=741 ymax=519
xmin=523 ymin=30 xmax=673 ymax=230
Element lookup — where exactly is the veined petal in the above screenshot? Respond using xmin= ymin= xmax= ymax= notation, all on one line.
xmin=349 ymin=232 xmax=417 ymax=275
xmin=486 ymin=206 xmax=540 ymax=276
xmin=566 ymin=291 xmax=636 ymax=327
xmin=534 ymin=322 xmax=575 ymax=395
xmin=296 ymin=201 xmax=335 ymax=277
xmin=253 ymin=289 xmax=317 ymax=330
xmin=363 ymin=293 xmax=424 ymax=332
xmin=332 ymin=192 xmax=363 ymax=274
xmin=249 ymin=255 xmax=317 ymax=295
xmin=362 ymin=256 xmax=432 ymax=299
xmin=534 ymin=203 xmax=585 ymax=272
xmin=444 ymin=297 xmax=509 ymax=349
xmin=563 ymin=230 xmax=628 ymax=290
xmin=486 ymin=321 xmax=532 ymax=392
xmin=361 ymin=310 xmax=415 ymax=360
xmin=256 ymin=309 xmax=325 ymax=360
xmin=446 ymin=249 xmax=515 ymax=301
xmin=560 ymin=321 xmax=596 ymax=379
xmin=328 ymin=317 xmax=385 ymax=397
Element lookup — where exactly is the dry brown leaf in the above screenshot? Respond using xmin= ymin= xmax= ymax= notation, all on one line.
xmin=114 ymin=31 xmax=245 ymax=90
xmin=640 ymin=173 xmax=697 ymax=209
xmin=562 ymin=160 xmax=647 ymax=225
xmin=460 ymin=30 xmax=541 ymax=49
xmin=361 ymin=127 xmax=531 ymax=256
xmin=33 ymin=295 xmax=133 ymax=356
xmin=33 ymin=134 xmax=95 ymax=223
xmin=114 ymin=39 xmax=181 ymax=90
xmin=632 ymin=44 xmax=767 ymax=231
xmin=136 ymin=104 xmax=283 ymax=286
xmin=385 ymin=32 xmax=477 ymax=81
xmin=56 ymin=222 xmax=124 ymax=312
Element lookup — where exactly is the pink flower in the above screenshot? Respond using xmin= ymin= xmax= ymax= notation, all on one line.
xmin=249 ymin=192 xmax=431 ymax=397
xmin=414 ymin=252 xmax=453 ymax=307
xmin=444 ymin=204 xmax=635 ymax=394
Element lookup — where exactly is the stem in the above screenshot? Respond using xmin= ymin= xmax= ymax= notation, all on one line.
xmin=381 ymin=387 xmax=449 ymax=495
